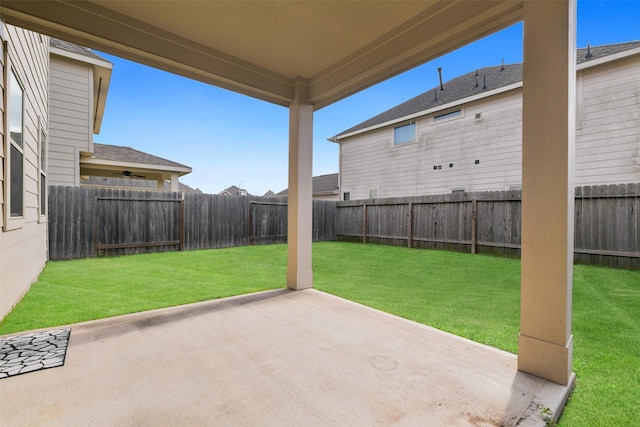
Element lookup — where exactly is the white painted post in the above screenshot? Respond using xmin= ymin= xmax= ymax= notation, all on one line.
xmin=287 ymin=79 xmax=313 ymax=289
xmin=519 ymin=0 xmax=576 ymax=386
xmin=170 ymin=174 xmax=179 ymax=192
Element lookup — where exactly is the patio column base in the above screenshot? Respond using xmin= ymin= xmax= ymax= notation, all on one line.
xmin=518 ymin=334 xmax=573 ymax=386
xmin=286 ymin=269 xmax=313 ymax=290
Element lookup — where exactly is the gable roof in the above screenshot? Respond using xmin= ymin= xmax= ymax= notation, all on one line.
xmin=90 ymin=143 xmax=190 ymax=169
xmin=330 ymin=40 xmax=640 ymax=141
xmin=219 ymin=185 xmax=251 ymax=196
xmin=80 ymin=143 xmax=192 ymax=183
xmin=277 ymin=173 xmax=339 ymax=197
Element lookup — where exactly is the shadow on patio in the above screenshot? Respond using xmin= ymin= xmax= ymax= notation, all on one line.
xmin=0 ymin=289 xmax=572 ymax=426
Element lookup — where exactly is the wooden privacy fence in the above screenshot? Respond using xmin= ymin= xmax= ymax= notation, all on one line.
xmin=336 ymin=183 xmax=640 ymax=270
xmin=48 ymin=186 xmax=337 ymax=260
xmin=49 ymin=184 xmax=637 ymax=268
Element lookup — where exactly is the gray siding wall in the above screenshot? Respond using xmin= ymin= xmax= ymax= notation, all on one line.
xmin=48 ymin=55 xmax=93 ymax=186
xmin=340 ymin=55 xmax=640 ymax=199
xmin=0 ymin=23 xmax=49 ymax=319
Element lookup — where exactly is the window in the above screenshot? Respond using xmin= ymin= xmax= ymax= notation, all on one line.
xmin=433 ymin=109 xmax=462 ymax=123
xmin=8 ymin=69 xmax=24 ymax=218
xmin=39 ymin=125 xmax=47 ymax=218
xmin=393 ymin=123 xmax=415 ymax=145
xmin=343 ymin=191 xmax=351 ymax=201
xmin=369 ymin=189 xmax=378 ymax=199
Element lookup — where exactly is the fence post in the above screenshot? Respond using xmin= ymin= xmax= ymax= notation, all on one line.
xmin=180 ymin=195 xmax=185 ymax=251
xmin=362 ymin=203 xmax=367 ymax=244
xmin=407 ymin=202 xmax=413 ymax=248
xmin=93 ymin=196 xmax=99 ymax=258
xmin=471 ymin=199 xmax=477 ymax=254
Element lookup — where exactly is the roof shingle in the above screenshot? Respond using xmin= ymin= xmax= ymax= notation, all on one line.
xmin=91 ymin=143 xmax=190 ymax=169
xmin=331 ymin=41 xmax=640 ymax=140
xmin=50 ymin=38 xmax=110 ymax=63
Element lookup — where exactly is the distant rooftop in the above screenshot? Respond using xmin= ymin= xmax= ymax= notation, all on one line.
xmin=91 ymin=143 xmax=190 ymax=170
xmin=331 ymin=40 xmax=640 ymax=140
xmin=50 ymin=37 xmax=110 ymax=63
xmin=277 ymin=173 xmax=339 ymax=196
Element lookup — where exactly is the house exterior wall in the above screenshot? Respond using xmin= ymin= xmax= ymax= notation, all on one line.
xmin=340 ymin=90 xmax=523 ymax=200
xmin=338 ymin=55 xmax=639 ymax=200
xmin=576 ymin=55 xmax=640 ymax=185
xmin=48 ymin=55 xmax=93 ymax=186
xmin=0 ymin=23 xmax=49 ymax=320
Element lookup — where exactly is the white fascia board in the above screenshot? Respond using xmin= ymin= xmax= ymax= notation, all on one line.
xmin=80 ymin=158 xmax=192 ymax=175
xmin=332 ymin=81 xmax=523 ymax=142
xmin=50 ymin=45 xmax=113 ymax=69
xmin=576 ymin=46 xmax=640 ymax=71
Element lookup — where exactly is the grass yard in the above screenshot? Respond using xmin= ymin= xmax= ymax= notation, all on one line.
xmin=1 ymin=242 xmax=638 ymax=425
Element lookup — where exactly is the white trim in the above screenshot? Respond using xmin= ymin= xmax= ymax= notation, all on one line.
xmin=38 ymin=118 xmax=47 ymax=222
xmin=332 ymin=82 xmax=522 ymax=141
xmin=50 ymin=45 xmax=112 ymax=69
xmin=4 ymin=63 xmax=26 ymax=231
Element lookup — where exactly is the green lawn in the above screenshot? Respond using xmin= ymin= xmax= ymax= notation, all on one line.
xmin=1 ymin=242 xmax=638 ymax=425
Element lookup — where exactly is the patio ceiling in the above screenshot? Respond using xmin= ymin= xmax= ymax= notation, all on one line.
xmin=0 ymin=0 xmax=523 ymax=109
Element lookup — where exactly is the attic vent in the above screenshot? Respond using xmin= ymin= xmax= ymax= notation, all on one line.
xmin=433 ymin=109 xmax=462 ymax=123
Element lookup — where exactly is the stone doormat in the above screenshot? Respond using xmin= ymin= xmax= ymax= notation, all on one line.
xmin=0 ymin=329 xmax=70 ymax=379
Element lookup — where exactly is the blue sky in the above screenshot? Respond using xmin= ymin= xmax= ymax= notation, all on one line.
xmin=95 ymin=0 xmax=640 ymax=196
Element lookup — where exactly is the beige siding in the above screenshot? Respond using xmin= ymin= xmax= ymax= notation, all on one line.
xmin=0 ymin=23 xmax=49 ymax=320
xmin=340 ymin=55 xmax=640 ymax=199
xmin=48 ymin=56 xmax=92 ymax=186
xmin=576 ymin=56 xmax=640 ymax=185
xmin=341 ymin=91 xmax=523 ymax=199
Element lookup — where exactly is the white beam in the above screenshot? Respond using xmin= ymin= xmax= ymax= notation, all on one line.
xmin=519 ymin=0 xmax=576 ymax=386
xmin=287 ymin=80 xmax=313 ymax=290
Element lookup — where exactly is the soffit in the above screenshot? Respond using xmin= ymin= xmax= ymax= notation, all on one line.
xmin=0 ymin=1 xmax=523 ymax=109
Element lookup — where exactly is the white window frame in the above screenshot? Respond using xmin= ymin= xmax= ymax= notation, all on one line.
xmin=38 ymin=118 xmax=47 ymax=221
xmin=4 ymin=62 xmax=26 ymax=231
xmin=393 ymin=122 xmax=416 ymax=145
xmin=342 ymin=190 xmax=351 ymax=201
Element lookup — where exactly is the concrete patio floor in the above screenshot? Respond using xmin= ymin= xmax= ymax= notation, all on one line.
xmin=0 ymin=289 xmax=573 ymax=426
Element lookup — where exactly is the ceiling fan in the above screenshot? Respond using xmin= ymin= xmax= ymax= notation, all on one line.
xmin=113 ymin=170 xmax=147 ymax=179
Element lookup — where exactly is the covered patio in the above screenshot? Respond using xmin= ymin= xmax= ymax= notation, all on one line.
xmin=1 ymin=1 xmax=577 ymax=424
xmin=0 ymin=289 xmax=571 ymax=426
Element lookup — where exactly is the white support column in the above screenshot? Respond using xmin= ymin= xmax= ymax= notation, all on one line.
xmin=170 ymin=174 xmax=179 ymax=192
xmin=519 ymin=0 xmax=576 ymax=386
xmin=287 ymin=79 xmax=313 ymax=290
xmin=157 ymin=179 xmax=164 ymax=191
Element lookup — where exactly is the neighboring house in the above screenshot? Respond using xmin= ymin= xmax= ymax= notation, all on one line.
xmin=50 ymin=38 xmax=191 ymax=192
xmin=262 ymin=190 xmax=276 ymax=197
xmin=79 ymin=143 xmax=192 ymax=192
xmin=0 ymin=24 xmax=49 ymax=319
xmin=48 ymin=37 xmax=111 ymax=186
xmin=277 ymin=173 xmax=339 ymax=200
xmin=219 ymin=185 xmax=250 ymax=196
xmin=330 ymin=41 xmax=640 ymax=200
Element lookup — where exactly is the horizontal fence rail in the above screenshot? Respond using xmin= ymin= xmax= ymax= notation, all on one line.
xmin=49 ymin=183 xmax=638 ymax=269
